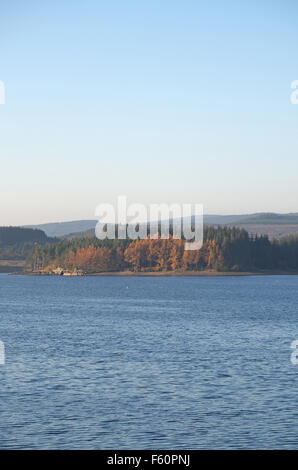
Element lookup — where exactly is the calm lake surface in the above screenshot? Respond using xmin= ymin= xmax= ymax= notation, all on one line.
xmin=0 ymin=273 xmax=298 ymax=449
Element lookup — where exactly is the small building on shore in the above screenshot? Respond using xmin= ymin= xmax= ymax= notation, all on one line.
xmin=52 ymin=267 xmax=64 ymax=275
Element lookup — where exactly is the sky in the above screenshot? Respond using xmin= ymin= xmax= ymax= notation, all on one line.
xmin=0 ymin=0 xmax=298 ymax=225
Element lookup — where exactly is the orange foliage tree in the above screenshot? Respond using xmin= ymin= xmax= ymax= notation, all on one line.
xmin=64 ymin=246 xmax=116 ymax=273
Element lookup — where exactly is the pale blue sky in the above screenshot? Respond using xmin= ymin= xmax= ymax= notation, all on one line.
xmin=0 ymin=0 xmax=298 ymax=225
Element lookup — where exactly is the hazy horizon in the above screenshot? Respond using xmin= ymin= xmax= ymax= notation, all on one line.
xmin=4 ymin=210 xmax=298 ymax=228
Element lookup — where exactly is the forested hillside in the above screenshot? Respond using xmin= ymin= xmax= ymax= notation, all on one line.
xmin=26 ymin=226 xmax=298 ymax=273
xmin=0 ymin=227 xmax=58 ymax=260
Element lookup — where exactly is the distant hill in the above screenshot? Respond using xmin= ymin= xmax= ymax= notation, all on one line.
xmin=205 ymin=213 xmax=298 ymax=225
xmin=24 ymin=216 xmax=250 ymax=237
xmin=203 ymin=214 xmax=251 ymax=224
xmin=23 ymin=215 xmax=249 ymax=238
xmin=23 ymin=213 xmax=298 ymax=238
xmin=235 ymin=213 xmax=298 ymax=224
xmin=24 ymin=220 xmax=97 ymax=237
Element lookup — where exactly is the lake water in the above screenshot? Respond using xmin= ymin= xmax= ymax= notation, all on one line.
xmin=0 ymin=273 xmax=297 ymax=449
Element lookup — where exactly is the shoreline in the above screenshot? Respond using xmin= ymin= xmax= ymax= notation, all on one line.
xmin=9 ymin=269 xmax=298 ymax=277
xmin=88 ymin=270 xmax=298 ymax=277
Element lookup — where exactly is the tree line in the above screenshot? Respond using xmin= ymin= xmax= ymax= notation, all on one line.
xmin=26 ymin=226 xmax=298 ymax=273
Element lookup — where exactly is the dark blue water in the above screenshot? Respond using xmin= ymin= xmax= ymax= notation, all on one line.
xmin=0 ymin=273 xmax=298 ymax=449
